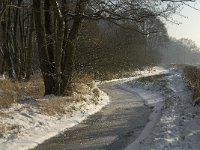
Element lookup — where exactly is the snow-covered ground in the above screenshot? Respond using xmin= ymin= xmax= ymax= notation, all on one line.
xmin=101 ymin=66 xmax=168 ymax=84
xmin=0 ymin=83 xmax=109 ymax=150
xmin=0 ymin=66 xmax=167 ymax=150
xmin=2 ymin=66 xmax=195 ymax=150
xmin=124 ymin=67 xmax=200 ymax=150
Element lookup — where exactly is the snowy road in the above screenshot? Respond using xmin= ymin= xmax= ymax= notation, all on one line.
xmin=32 ymin=82 xmax=152 ymax=150
xmin=125 ymin=67 xmax=200 ymax=150
xmin=32 ymin=66 xmax=200 ymax=150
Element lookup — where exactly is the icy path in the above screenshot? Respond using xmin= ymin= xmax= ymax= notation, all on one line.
xmin=32 ymin=82 xmax=151 ymax=150
xmin=125 ymin=67 xmax=200 ymax=150
xmin=32 ymin=67 xmax=168 ymax=150
xmin=0 ymin=85 xmax=109 ymax=150
xmin=0 ymin=67 xmax=166 ymax=150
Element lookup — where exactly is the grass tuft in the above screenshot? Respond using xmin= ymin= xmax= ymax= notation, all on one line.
xmin=37 ymin=97 xmax=73 ymax=116
xmin=0 ymin=74 xmax=44 ymax=108
xmin=137 ymin=73 xmax=169 ymax=87
xmin=0 ymin=123 xmax=20 ymax=137
xmin=183 ymin=65 xmax=200 ymax=105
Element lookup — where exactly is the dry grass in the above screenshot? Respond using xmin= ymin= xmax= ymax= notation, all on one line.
xmin=35 ymin=73 xmax=96 ymax=115
xmin=0 ymin=123 xmax=20 ymax=137
xmin=184 ymin=65 xmax=200 ymax=105
xmin=37 ymin=97 xmax=73 ymax=116
xmin=91 ymin=88 xmax=100 ymax=105
xmin=0 ymin=72 xmax=102 ymax=116
xmin=72 ymin=73 xmax=94 ymax=97
xmin=98 ymin=72 xmax=118 ymax=81
xmin=0 ymin=74 xmax=44 ymax=108
xmin=0 ymin=124 xmax=6 ymax=137
xmin=0 ymin=111 xmax=12 ymax=118
xmin=72 ymin=73 xmax=94 ymax=88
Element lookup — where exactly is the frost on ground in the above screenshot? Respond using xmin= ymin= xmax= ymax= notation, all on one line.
xmin=1 ymin=66 xmax=192 ymax=150
xmin=0 ymin=66 xmax=167 ymax=150
xmin=0 ymin=82 xmax=109 ymax=150
xmin=124 ymin=67 xmax=200 ymax=150
xmin=102 ymin=66 xmax=168 ymax=84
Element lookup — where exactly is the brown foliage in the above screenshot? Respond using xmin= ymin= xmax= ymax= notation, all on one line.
xmin=184 ymin=65 xmax=200 ymax=105
xmin=0 ymin=74 xmax=44 ymax=107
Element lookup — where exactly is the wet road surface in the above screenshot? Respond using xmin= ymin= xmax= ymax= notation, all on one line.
xmin=32 ymin=82 xmax=151 ymax=150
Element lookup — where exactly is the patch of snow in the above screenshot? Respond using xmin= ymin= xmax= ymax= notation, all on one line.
xmin=118 ymin=83 xmax=165 ymax=106
xmin=0 ymin=74 xmax=5 ymax=80
xmin=0 ymin=66 xmax=177 ymax=150
xmin=0 ymin=84 xmax=109 ymax=150
xmin=120 ymin=69 xmax=170 ymax=150
xmin=100 ymin=66 xmax=168 ymax=85
xmin=124 ymin=67 xmax=200 ymax=150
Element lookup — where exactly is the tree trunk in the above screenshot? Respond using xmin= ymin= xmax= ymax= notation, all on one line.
xmin=25 ymin=12 xmax=34 ymax=79
xmin=50 ymin=0 xmax=65 ymax=95
xmin=33 ymin=0 xmax=88 ymax=96
xmin=44 ymin=0 xmax=55 ymax=73
xmin=33 ymin=0 xmax=55 ymax=95
xmin=1 ymin=4 xmax=13 ymax=78
xmin=61 ymin=0 xmax=88 ymax=95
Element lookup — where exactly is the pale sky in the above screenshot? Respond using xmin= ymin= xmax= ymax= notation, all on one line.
xmin=166 ymin=1 xmax=200 ymax=47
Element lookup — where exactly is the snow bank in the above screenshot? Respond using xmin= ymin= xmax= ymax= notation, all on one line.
xmin=145 ymin=68 xmax=200 ymax=150
xmin=120 ymin=68 xmax=170 ymax=150
xmin=101 ymin=66 xmax=168 ymax=84
xmin=124 ymin=67 xmax=200 ymax=150
xmin=0 ymin=83 xmax=109 ymax=150
xmin=0 ymin=66 xmax=176 ymax=150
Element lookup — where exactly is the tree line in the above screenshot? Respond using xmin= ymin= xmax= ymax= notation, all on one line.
xmin=0 ymin=0 xmax=195 ymax=96
xmin=161 ymin=38 xmax=200 ymax=64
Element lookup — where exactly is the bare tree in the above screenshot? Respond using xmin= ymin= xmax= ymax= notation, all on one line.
xmin=31 ymin=0 xmax=191 ymax=96
xmin=0 ymin=0 xmax=194 ymax=96
xmin=0 ymin=0 xmax=35 ymax=79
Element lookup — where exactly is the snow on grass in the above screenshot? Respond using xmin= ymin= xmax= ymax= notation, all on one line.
xmin=0 ymin=75 xmax=5 ymax=80
xmin=100 ymin=66 xmax=168 ymax=85
xmin=0 ymin=66 xmax=173 ymax=150
xmin=125 ymin=66 xmax=200 ymax=150
xmin=147 ymin=68 xmax=200 ymax=150
xmin=121 ymin=68 xmax=171 ymax=150
xmin=0 ymin=83 xmax=109 ymax=150
xmin=117 ymin=69 xmax=170 ymax=107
